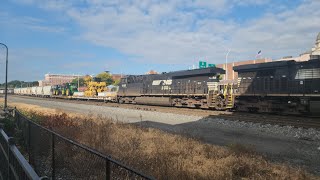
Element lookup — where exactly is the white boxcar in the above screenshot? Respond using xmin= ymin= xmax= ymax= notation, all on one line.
xmin=42 ymin=86 xmax=53 ymax=97
xmin=36 ymin=86 xmax=43 ymax=96
xmin=21 ymin=88 xmax=27 ymax=95
xmin=0 ymin=89 xmax=13 ymax=94
xmin=20 ymin=88 xmax=24 ymax=95
xmin=31 ymin=87 xmax=37 ymax=95
xmin=27 ymin=87 xmax=32 ymax=95
xmin=25 ymin=88 xmax=30 ymax=95
xmin=14 ymin=88 xmax=21 ymax=94
xmin=1 ymin=89 xmax=14 ymax=94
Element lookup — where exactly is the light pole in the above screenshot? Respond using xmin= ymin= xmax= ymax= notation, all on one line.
xmin=225 ymin=49 xmax=231 ymax=80
xmin=0 ymin=43 xmax=8 ymax=110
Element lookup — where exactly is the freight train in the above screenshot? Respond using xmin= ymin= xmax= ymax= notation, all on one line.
xmin=7 ymin=55 xmax=320 ymax=116
xmin=116 ymin=55 xmax=320 ymax=115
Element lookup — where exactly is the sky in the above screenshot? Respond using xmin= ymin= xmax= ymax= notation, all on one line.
xmin=0 ymin=0 xmax=319 ymax=82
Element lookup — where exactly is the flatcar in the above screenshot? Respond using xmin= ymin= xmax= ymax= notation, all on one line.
xmin=234 ymin=55 xmax=320 ymax=115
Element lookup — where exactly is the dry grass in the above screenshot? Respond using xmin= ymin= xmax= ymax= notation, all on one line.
xmin=6 ymin=101 xmax=318 ymax=179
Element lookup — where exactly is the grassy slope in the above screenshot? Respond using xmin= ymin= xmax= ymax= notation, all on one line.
xmin=4 ymin=101 xmax=318 ymax=180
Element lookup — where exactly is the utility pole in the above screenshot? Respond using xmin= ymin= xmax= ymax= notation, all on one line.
xmin=0 ymin=43 xmax=8 ymax=110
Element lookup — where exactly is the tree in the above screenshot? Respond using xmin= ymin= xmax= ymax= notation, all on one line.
xmin=31 ymin=81 xmax=39 ymax=86
xmin=71 ymin=77 xmax=85 ymax=87
xmin=113 ymin=79 xmax=121 ymax=85
xmin=96 ymin=72 xmax=114 ymax=85
xmin=0 ymin=80 xmax=39 ymax=88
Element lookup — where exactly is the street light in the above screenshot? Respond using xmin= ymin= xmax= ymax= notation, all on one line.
xmin=0 ymin=43 xmax=8 ymax=110
xmin=225 ymin=49 xmax=231 ymax=80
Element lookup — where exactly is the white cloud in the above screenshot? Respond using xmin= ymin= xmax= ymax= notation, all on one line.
xmin=8 ymin=0 xmax=320 ymax=66
xmin=12 ymin=0 xmax=73 ymax=10
xmin=0 ymin=12 xmax=67 ymax=33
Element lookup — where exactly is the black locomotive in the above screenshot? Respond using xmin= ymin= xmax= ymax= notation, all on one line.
xmin=234 ymin=55 xmax=320 ymax=115
xmin=117 ymin=67 xmax=230 ymax=109
xmin=118 ymin=55 xmax=320 ymax=116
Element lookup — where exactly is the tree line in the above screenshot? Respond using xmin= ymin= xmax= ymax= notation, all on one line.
xmin=0 ymin=80 xmax=39 ymax=88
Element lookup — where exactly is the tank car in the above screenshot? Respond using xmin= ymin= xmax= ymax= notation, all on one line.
xmin=233 ymin=55 xmax=320 ymax=115
xmin=117 ymin=67 xmax=232 ymax=109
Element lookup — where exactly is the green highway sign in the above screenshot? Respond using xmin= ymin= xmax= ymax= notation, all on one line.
xmin=208 ymin=64 xmax=216 ymax=67
xmin=199 ymin=61 xmax=207 ymax=69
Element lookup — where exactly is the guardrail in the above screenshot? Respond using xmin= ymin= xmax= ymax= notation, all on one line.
xmin=12 ymin=108 xmax=154 ymax=180
xmin=0 ymin=124 xmax=42 ymax=180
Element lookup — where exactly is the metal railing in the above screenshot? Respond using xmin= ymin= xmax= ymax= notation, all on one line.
xmin=0 ymin=124 xmax=41 ymax=180
xmin=12 ymin=108 xmax=154 ymax=180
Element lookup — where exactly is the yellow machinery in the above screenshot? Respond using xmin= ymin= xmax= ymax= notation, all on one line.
xmin=84 ymin=77 xmax=107 ymax=97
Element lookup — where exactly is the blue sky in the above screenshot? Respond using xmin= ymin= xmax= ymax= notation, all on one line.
xmin=0 ymin=0 xmax=319 ymax=82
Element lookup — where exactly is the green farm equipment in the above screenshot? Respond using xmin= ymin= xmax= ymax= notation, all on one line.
xmin=61 ymin=83 xmax=78 ymax=96
xmin=52 ymin=83 xmax=78 ymax=96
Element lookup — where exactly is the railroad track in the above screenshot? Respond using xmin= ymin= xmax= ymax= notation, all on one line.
xmin=8 ymin=95 xmax=320 ymax=129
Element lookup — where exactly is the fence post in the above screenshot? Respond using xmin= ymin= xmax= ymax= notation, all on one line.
xmin=28 ymin=121 xmax=31 ymax=165
xmin=106 ymin=158 xmax=111 ymax=180
xmin=52 ymin=133 xmax=55 ymax=180
xmin=12 ymin=107 xmax=15 ymax=119
xmin=14 ymin=108 xmax=17 ymax=124
xmin=7 ymin=137 xmax=15 ymax=180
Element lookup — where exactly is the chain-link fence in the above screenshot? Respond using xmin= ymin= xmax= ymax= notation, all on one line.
xmin=0 ymin=125 xmax=41 ymax=180
xmin=13 ymin=109 xmax=154 ymax=180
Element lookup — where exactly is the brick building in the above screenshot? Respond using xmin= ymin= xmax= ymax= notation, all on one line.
xmin=215 ymin=32 xmax=320 ymax=81
xmin=216 ymin=58 xmax=272 ymax=81
xmin=38 ymin=74 xmax=83 ymax=86
xmin=111 ymin=74 xmax=124 ymax=82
